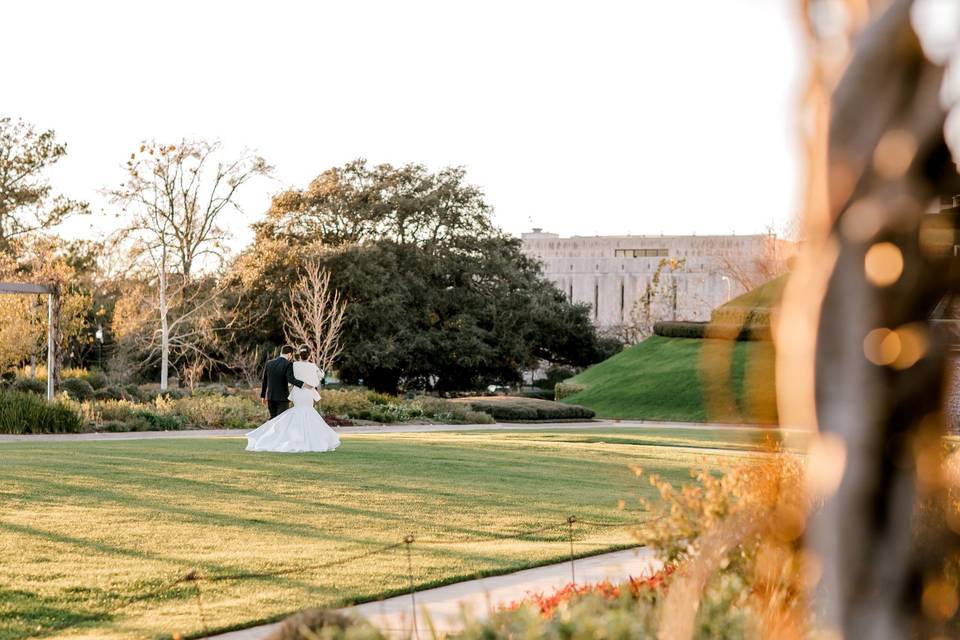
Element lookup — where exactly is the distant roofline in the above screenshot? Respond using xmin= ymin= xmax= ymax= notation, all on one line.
xmin=520 ymin=230 xmax=793 ymax=241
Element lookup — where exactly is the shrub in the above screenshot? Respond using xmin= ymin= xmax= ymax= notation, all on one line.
xmin=517 ymin=388 xmax=556 ymax=401
xmin=501 ymin=570 xmax=676 ymax=617
xmin=172 ymin=395 xmax=262 ymax=429
xmin=98 ymin=419 xmax=131 ymax=432
xmin=0 ymin=391 xmax=84 ymax=434
xmin=133 ymin=407 xmax=183 ymax=431
xmin=269 ymin=568 xmax=751 ymax=640
xmin=462 ymin=410 xmax=496 ymax=425
xmin=147 ymin=388 xmax=187 ymax=401
xmin=534 ymin=365 xmax=576 ymax=390
xmin=60 ymin=378 xmax=96 ymax=401
xmin=124 ymin=384 xmax=145 ymax=401
xmin=94 ymin=386 xmax=127 ymax=401
xmin=194 ymin=383 xmax=232 ymax=397
xmin=463 ymin=397 xmax=595 ymax=422
xmin=366 ymin=391 xmax=394 ymax=406
xmin=58 ymin=396 xmax=99 ymax=428
xmin=555 ymin=383 xmax=586 ymax=401
xmin=356 ymin=402 xmax=421 ymax=424
xmin=96 ymin=399 xmax=139 ymax=422
xmin=86 ymin=370 xmax=108 ymax=390
xmin=404 ymin=396 xmax=495 ymax=425
xmin=96 ymin=415 xmax=153 ymax=432
xmin=264 ymin=609 xmax=367 ymax=640
xmin=13 ymin=378 xmax=46 ymax=396
xmin=319 ymin=389 xmax=380 ymax=418
xmin=653 ymin=320 xmax=772 ymax=341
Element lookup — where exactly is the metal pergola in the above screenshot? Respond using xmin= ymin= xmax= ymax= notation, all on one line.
xmin=0 ymin=282 xmax=57 ymax=400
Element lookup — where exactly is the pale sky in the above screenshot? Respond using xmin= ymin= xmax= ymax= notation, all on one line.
xmin=5 ymin=0 xmax=806 ymax=251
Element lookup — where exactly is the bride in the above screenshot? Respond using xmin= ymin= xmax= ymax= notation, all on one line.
xmin=246 ymin=346 xmax=340 ymax=453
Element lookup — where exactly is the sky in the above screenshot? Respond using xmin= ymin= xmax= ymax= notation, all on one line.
xmin=4 ymin=0 xmax=807 ymax=252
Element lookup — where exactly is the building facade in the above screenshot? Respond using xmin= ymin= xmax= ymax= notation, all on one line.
xmin=520 ymin=230 xmax=795 ymax=329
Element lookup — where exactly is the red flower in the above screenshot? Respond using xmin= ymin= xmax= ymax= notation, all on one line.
xmin=502 ymin=565 xmax=676 ymax=617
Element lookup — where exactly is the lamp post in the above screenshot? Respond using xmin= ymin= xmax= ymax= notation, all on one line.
xmin=95 ymin=325 xmax=104 ymax=370
xmin=721 ymin=275 xmax=732 ymax=302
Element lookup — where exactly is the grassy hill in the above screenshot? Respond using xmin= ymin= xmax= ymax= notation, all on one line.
xmin=561 ymin=336 xmax=777 ymax=424
xmin=710 ymin=274 xmax=787 ymax=326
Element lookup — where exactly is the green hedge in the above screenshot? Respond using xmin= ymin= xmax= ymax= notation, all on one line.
xmin=653 ymin=321 xmax=772 ymax=342
xmin=462 ymin=397 xmax=595 ymax=422
xmin=516 ymin=388 xmax=556 ymax=401
xmin=0 ymin=391 xmax=84 ymax=434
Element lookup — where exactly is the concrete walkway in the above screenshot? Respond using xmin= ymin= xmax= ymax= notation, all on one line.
xmin=0 ymin=420 xmax=792 ymax=443
xmin=204 ymin=547 xmax=660 ymax=640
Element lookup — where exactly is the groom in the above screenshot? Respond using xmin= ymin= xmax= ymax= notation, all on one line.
xmin=260 ymin=345 xmax=316 ymax=418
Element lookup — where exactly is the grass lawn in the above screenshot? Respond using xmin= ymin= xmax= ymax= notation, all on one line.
xmin=563 ymin=336 xmax=777 ymax=423
xmin=0 ymin=428 xmax=763 ymax=640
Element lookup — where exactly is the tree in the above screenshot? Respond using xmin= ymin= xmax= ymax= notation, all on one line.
xmin=231 ymin=161 xmax=613 ymax=393
xmin=0 ymin=237 xmax=92 ymax=380
xmin=283 ymin=260 xmax=347 ymax=375
xmin=0 ymin=117 xmax=88 ymax=252
xmin=225 ymin=344 xmax=266 ymax=389
xmin=254 ymin=160 xmax=494 ymax=248
xmin=108 ymin=140 xmax=271 ymax=389
xmin=719 ymin=231 xmax=791 ymax=291
xmin=229 ymin=236 xmax=614 ymax=393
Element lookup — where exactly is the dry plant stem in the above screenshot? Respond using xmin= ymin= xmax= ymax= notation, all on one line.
xmin=657 ymin=511 xmax=761 ymax=640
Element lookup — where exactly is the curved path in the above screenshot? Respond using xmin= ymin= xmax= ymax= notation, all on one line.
xmin=204 ymin=547 xmax=659 ymax=640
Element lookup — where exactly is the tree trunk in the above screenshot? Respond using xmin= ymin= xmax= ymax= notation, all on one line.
xmin=159 ymin=257 xmax=169 ymax=391
xmin=807 ymin=2 xmax=960 ymax=637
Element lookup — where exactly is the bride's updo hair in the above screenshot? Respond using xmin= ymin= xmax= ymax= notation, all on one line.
xmin=297 ymin=345 xmax=311 ymax=361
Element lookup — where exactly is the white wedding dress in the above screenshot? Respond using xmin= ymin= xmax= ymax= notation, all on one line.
xmin=246 ymin=360 xmax=340 ymax=453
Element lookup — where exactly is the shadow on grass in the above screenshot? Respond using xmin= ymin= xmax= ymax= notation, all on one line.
xmin=4 ymin=441 xmax=646 ymax=540
xmin=0 ymin=587 xmax=111 ymax=640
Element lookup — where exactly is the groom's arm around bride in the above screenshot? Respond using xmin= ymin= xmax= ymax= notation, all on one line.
xmin=260 ymin=345 xmax=314 ymax=419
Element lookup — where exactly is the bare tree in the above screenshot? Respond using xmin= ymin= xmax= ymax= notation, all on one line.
xmin=226 ymin=344 xmax=265 ymax=390
xmin=108 ymin=139 xmax=271 ymax=389
xmin=283 ymin=262 xmax=347 ymax=375
xmin=179 ymin=352 xmax=207 ymax=392
xmin=718 ymin=232 xmax=791 ymax=291
xmin=623 ymin=257 xmax=687 ymax=342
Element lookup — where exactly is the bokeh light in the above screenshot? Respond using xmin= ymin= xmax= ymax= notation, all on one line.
xmin=864 ymin=242 xmax=904 ymax=286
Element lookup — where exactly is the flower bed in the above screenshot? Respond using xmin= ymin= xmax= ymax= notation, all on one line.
xmin=502 ymin=566 xmax=676 ymax=617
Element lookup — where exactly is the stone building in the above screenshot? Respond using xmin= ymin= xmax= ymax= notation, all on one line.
xmin=520 ymin=230 xmax=796 ymax=329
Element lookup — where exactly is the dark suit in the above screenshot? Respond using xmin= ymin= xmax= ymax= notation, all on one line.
xmin=260 ymin=356 xmax=306 ymax=418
